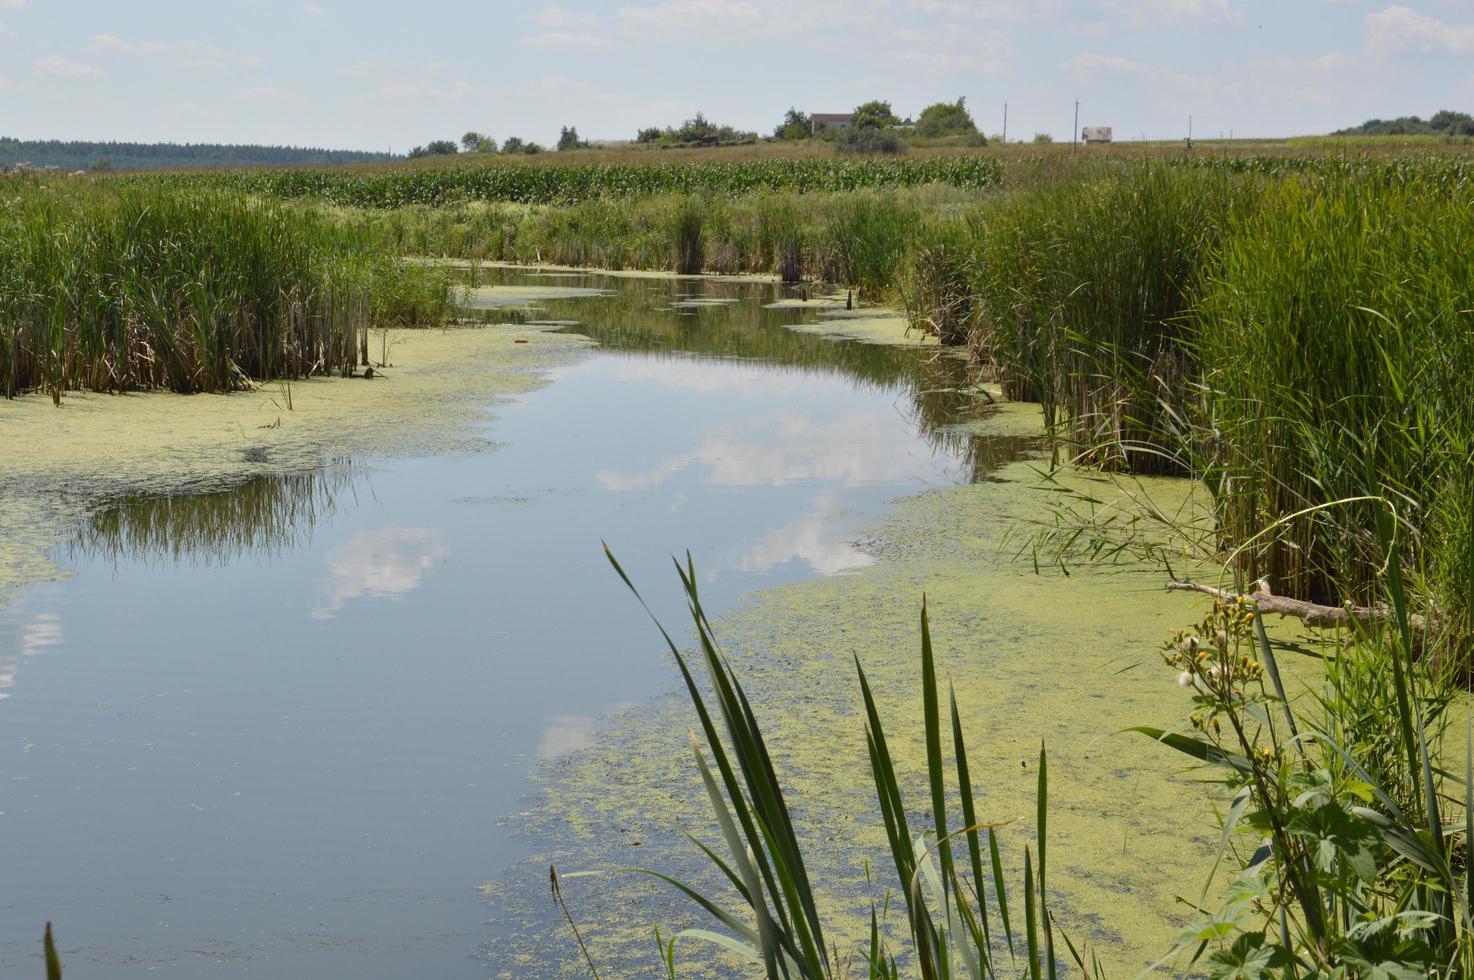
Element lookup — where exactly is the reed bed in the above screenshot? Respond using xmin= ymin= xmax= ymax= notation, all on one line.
xmin=0 ymin=179 xmax=452 ymax=398
xmin=332 ymin=156 xmax=1474 ymax=645
xmin=1195 ymin=175 xmax=1474 ymax=639
xmin=966 ymin=164 xmax=1264 ymax=470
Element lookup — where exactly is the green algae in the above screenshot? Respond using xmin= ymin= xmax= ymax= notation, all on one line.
xmin=0 ymin=322 xmax=591 ymax=613
xmin=483 ymin=433 xmax=1250 ymax=976
xmin=785 ymin=312 xmax=935 ymax=347
xmin=465 ymin=284 xmax=611 ymax=308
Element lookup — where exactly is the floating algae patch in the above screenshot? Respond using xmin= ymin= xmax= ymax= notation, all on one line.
xmin=787 ymin=312 xmax=935 ymax=347
xmin=484 ymin=445 xmax=1237 ymax=977
xmin=464 ymin=284 xmax=611 ymax=309
xmin=420 ymin=258 xmax=780 ymax=285
xmin=0 ymin=322 xmax=591 ymax=610
xmin=671 ymin=297 xmax=741 ymax=309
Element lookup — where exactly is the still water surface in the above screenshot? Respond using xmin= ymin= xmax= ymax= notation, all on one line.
xmin=0 ymin=272 xmax=1021 ymax=977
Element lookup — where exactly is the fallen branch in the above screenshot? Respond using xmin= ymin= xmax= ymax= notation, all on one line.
xmin=1166 ymin=578 xmax=1428 ymax=632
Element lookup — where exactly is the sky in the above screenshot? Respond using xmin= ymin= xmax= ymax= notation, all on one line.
xmin=0 ymin=0 xmax=1470 ymax=149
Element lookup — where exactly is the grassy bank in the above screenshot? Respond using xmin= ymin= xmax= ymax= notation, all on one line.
xmin=0 ymin=178 xmax=453 ymax=399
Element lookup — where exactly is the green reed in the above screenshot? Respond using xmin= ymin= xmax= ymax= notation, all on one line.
xmin=966 ymin=164 xmax=1262 ymax=472
xmin=1194 ymin=174 xmax=1474 ymax=644
xmin=594 ymin=550 xmax=1079 ymax=978
xmin=0 ymin=178 xmax=451 ymax=398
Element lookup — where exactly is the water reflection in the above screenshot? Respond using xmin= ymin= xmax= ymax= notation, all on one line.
xmin=0 ymin=610 xmax=63 ymax=701
xmin=537 ymin=715 xmax=597 ymax=761
xmin=735 ymin=492 xmax=876 ymax=576
xmin=66 ymin=465 xmax=363 ymax=567
xmin=596 ymin=398 xmax=947 ymax=491
xmin=462 ymin=267 xmax=1034 ymax=484
xmin=312 ymin=527 xmax=451 ymax=621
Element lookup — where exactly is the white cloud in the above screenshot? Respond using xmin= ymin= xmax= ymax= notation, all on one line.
xmin=304 ymin=2 xmax=327 ymax=14
xmin=236 ymin=84 xmax=300 ymax=103
xmin=907 ymin=0 xmax=1060 ymax=20
xmin=618 ymin=0 xmax=763 ymax=35
xmin=519 ymin=31 xmax=613 ymax=49
xmin=0 ymin=0 xmax=29 ymax=7
xmin=1366 ymin=4 xmax=1474 ymax=57
xmin=1064 ymin=52 xmax=1230 ymax=95
xmin=33 ymin=55 xmax=103 ymax=78
xmin=535 ymin=5 xmax=598 ymax=27
xmin=889 ymin=24 xmax=1008 ymax=73
xmin=1105 ymin=0 xmax=1239 ymax=24
xmin=378 ymin=77 xmax=476 ymax=101
xmin=86 ymin=35 xmax=261 ymax=69
xmin=87 ymin=33 xmax=131 ymax=51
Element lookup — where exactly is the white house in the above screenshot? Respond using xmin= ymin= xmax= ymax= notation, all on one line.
xmin=1082 ymin=126 xmax=1113 ymax=144
xmin=810 ymin=113 xmax=854 ymax=134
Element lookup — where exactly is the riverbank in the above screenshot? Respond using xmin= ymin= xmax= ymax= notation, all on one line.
xmin=0 ymin=321 xmax=589 ymax=602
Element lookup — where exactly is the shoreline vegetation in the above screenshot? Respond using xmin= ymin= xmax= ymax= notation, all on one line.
xmin=5 ymin=142 xmax=1473 ymax=975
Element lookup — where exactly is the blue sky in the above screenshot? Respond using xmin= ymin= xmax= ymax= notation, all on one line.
xmin=0 ymin=0 xmax=1470 ymax=149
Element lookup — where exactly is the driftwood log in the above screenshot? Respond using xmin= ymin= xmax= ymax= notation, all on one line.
xmin=1166 ymin=578 xmax=1428 ymax=633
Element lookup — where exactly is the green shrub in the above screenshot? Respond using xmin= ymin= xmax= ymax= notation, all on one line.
xmin=835 ymin=127 xmax=905 ymax=156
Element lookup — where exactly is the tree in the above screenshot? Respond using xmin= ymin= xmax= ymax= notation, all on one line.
xmin=773 ymin=107 xmax=811 ymax=140
xmin=852 ymin=100 xmax=899 ymax=130
xmin=1430 ymin=109 xmax=1474 ymax=136
xmin=407 ymin=140 xmax=459 ymax=158
xmin=557 ymin=125 xmax=586 ymax=151
xmin=835 ymin=127 xmax=904 ymax=155
xmin=914 ymin=98 xmax=976 ymax=138
xmin=461 ymin=131 xmax=485 ymax=152
xmin=501 ymin=136 xmax=544 ymax=155
xmin=636 ymin=126 xmax=663 ymax=144
xmin=1032 ymin=132 xmax=1054 ymax=144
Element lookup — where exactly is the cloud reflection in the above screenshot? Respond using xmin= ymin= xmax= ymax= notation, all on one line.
xmin=596 ymin=410 xmax=930 ymax=492
xmin=0 ymin=611 xmax=63 ymax=701
xmin=736 ymin=493 xmax=876 ymax=577
xmin=312 ymin=528 xmax=450 ymax=621
xmin=537 ymin=715 xmax=597 ymax=761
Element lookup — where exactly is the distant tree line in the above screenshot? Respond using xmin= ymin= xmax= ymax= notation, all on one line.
xmin=636 ymin=113 xmax=758 ymax=148
xmin=766 ymin=98 xmax=985 ymax=155
xmin=408 ymin=126 xmax=593 ymax=158
xmin=1333 ymin=110 xmax=1474 ymax=137
xmin=0 ymin=137 xmax=397 ymax=172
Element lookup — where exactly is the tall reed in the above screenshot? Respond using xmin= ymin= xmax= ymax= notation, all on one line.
xmin=0 ymin=179 xmax=451 ymax=397
xmin=967 ymin=164 xmax=1261 ymax=472
xmin=590 ymin=550 xmax=1080 ymax=977
xmin=1194 ymin=175 xmax=1474 ymax=634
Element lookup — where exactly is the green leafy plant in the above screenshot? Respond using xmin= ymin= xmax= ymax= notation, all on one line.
xmin=1139 ymin=530 xmax=1474 ymax=976
xmin=578 ymin=548 xmax=1081 ymax=978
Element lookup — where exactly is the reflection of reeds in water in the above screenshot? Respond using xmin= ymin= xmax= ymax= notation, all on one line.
xmin=466 ymin=269 xmax=1036 ymax=482
xmin=66 ymin=464 xmax=362 ymax=567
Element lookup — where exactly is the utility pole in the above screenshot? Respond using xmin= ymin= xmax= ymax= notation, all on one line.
xmin=1002 ymin=102 xmax=1008 ymax=144
xmin=1073 ymin=100 xmax=1080 ymax=150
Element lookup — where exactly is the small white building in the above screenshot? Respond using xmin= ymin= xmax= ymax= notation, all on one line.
xmin=811 ymin=113 xmax=854 ymax=134
xmin=1082 ymin=126 xmax=1113 ymax=144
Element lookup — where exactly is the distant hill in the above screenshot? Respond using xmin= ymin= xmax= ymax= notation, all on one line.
xmin=1332 ymin=110 xmax=1474 ymax=138
xmin=0 ymin=138 xmax=400 ymax=172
